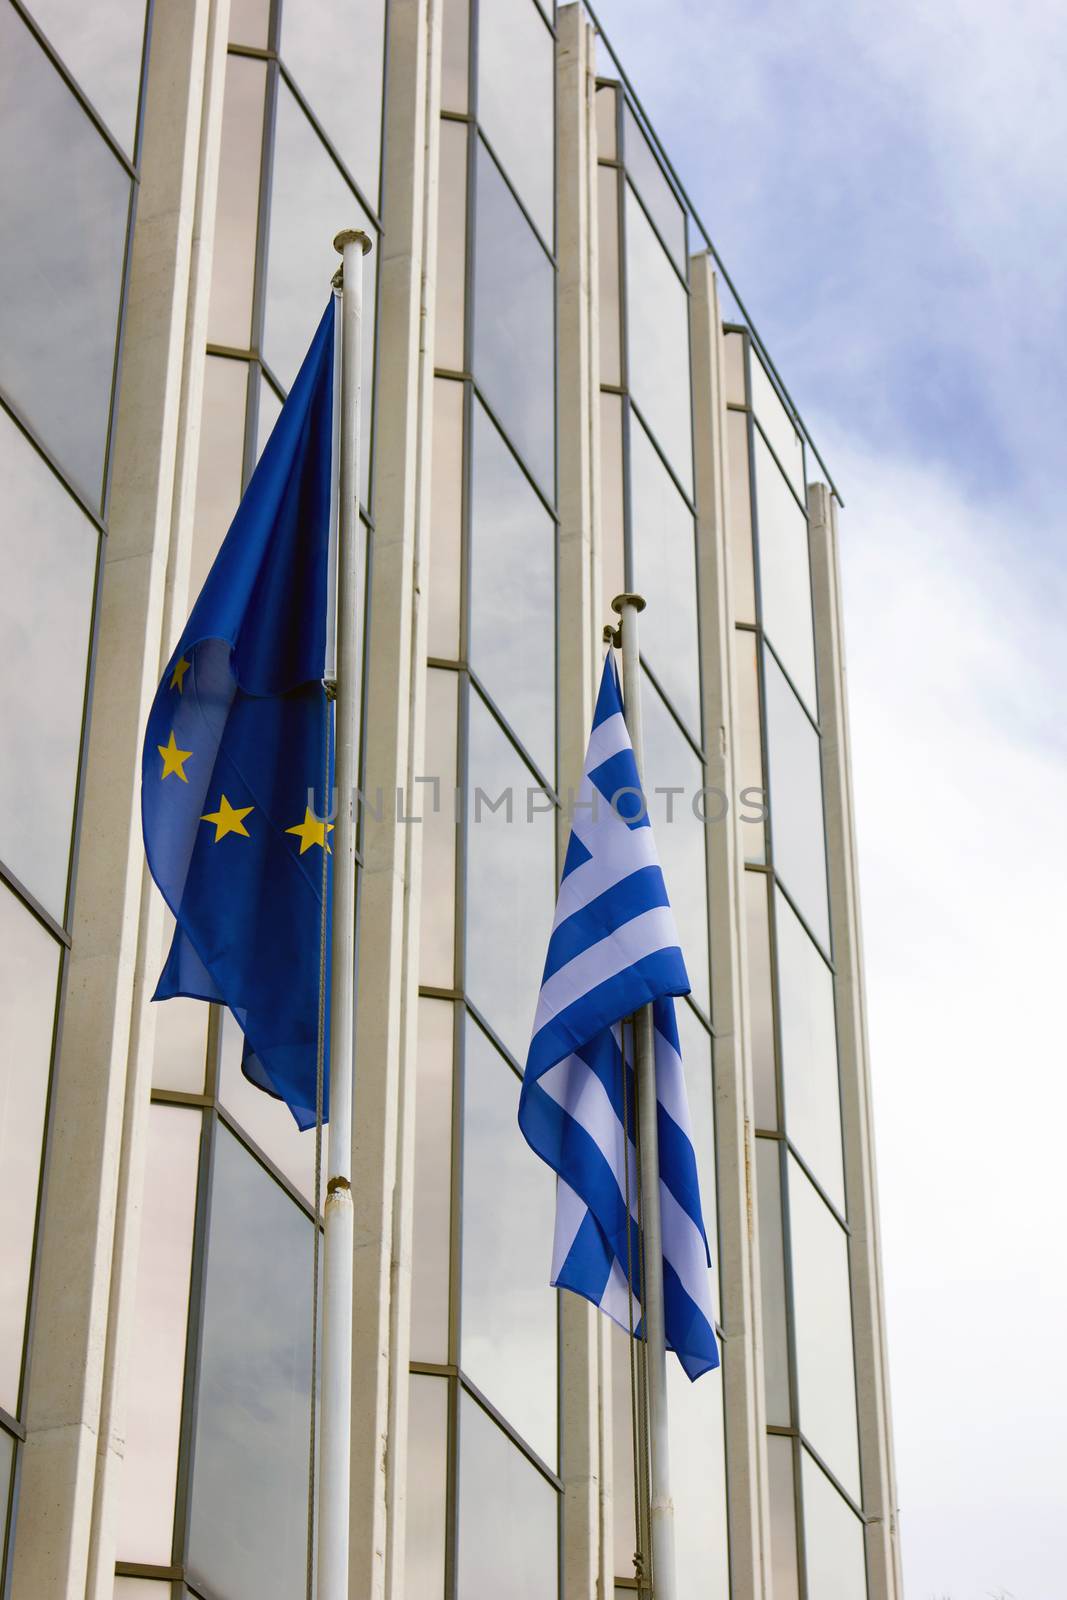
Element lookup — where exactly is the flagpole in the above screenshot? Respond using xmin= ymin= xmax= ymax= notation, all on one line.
xmin=611 ymin=592 xmax=678 ymax=1600
xmin=317 ymin=226 xmax=371 ymax=1600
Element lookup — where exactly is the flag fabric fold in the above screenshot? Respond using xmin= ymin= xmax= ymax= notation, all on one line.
xmin=142 ymin=299 xmax=336 ymax=1128
xmin=518 ymin=654 xmax=720 ymax=1379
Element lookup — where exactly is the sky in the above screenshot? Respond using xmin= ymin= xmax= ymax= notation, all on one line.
xmin=596 ymin=1 xmax=1067 ymax=1594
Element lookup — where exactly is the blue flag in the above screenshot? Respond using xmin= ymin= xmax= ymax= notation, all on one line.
xmin=518 ymin=654 xmax=719 ymax=1379
xmin=142 ymin=299 xmax=336 ymax=1128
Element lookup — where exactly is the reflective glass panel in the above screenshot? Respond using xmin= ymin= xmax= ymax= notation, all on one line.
xmin=801 ymin=1448 xmax=868 ymax=1600
xmin=767 ymin=1434 xmax=800 ymax=1600
xmin=723 ymin=330 xmax=746 ymax=407
xmin=469 ymin=399 xmax=555 ymax=778
xmin=754 ymin=429 xmax=816 ymax=712
xmin=726 ymin=409 xmax=755 ymax=622
xmin=0 ymin=886 xmax=61 ymax=1416
xmin=754 ymin=1137 xmax=789 ymax=1425
xmin=599 ymin=391 xmax=625 ymax=611
xmin=625 ymin=184 xmax=692 ymax=495
xmin=0 ymin=411 xmax=97 ymax=918
xmin=751 ymin=352 xmax=805 ymax=503
xmin=280 ymin=0 xmax=387 ymax=209
xmin=674 ymin=1002 xmax=718 ymax=1306
xmin=116 ymin=1105 xmax=200 ymax=1564
xmin=440 ymin=0 xmax=469 ymax=112
xmin=419 ymin=668 xmax=459 ymax=989
xmin=152 ymin=912 xmax=209 ymax=1094
xmin=264 ymin=82 xmax=376 ymax=502
xmin=0 ymin=5 xmax=132 ymax=508
xmin=462 ymin=1019 xmax=556 ymax=1467
xmin=472 ymin=142 xmax=554 ymax=496
xmin=188 ymin=1124 xmax=313 ymax=1600
xmin=255 ymin=372 xmax=283 ymax=466
xmin=218 ymin=1009 xmax=320 ymax=1208
xmin=668 ymin=1351 xmax=728 ymax=1597
xmin=411 ymin=999 xmax=453 ymax=1364
xmin=763 ymin=648 xmax=830 ymax=953
xmin=428 ymin=379 xmax=463 ymax=660
xmin=776 ymin=888 xmax=844 ymax=1212
xmin=113 ymin=1581 xmax=173 ymax=1599
xmin=610 ymin=1321 xmax=637 ymax=1579
xmin=477 ymin=0 xmax=554 ymax=245
xmin=434 ymin=118 xmax=467 ymax=374
xmin=229 ymin=0 xmax=270 ymax=46
xmin=28 ymin=0 xmax=146 ymax=154
xmin=622 ymin=102 xmax=686 ymax=274
xmin=743 ymin=870 xmax=776 ymax=1130
xmin=733 ymin=631 xmax=765 ymax=864
xmin=465 ymin=689 xmax=555 ymax=1064
xmin=597 ymin=167 xmax=621 ymax=387
xmin=0 ymin=1428 xmax=12 ymax=1565
xmin=206 ymin=55 xmax=265 ymax=354
xmin=405 ymin=1375 xmax=449 ymax=1599
xmin=457 ymin=1395 xmax=558 ymax=1600
xmin=788 ymin=1156 xmax=861 ymax=1498
xmin=595 ymin=84 xmax=617 ymax=161
xmin=641 ymin=676 xmax=709 ymax=1017
xmin=189 ymin=356 xmax=247 ymax=602
xmin=630 ymin=416 xmax=699 ymax=735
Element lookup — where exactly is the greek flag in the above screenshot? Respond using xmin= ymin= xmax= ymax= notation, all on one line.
xmin=518 ymin=654 xmax=720 ymax=1379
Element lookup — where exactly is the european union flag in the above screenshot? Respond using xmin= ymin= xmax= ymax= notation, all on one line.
xmin=142 ymin=299 xmax=337 ymax=1128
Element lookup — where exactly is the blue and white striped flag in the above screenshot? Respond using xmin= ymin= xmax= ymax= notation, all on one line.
xmin=518 ymin=653 xmax=720 ymax=1380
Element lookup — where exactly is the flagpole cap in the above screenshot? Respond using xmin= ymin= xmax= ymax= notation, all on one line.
xmin=610 ymin=592 xmax=646 ymax=615
xmin=333 ymin=228 xmax=373 ymax=256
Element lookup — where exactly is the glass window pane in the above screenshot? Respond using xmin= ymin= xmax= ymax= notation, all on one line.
xmin=469 ymin=399 xmax=555 ymax=779
xmin=599 ymin=392 xmax=625 ymax=611
xmin=477 ymin=0 xmax=554 ymax=245
xmin=733 ymin=631 xmax=765 ymax=865
xmin=412 ymin=1000 xmax=453 ymax=1365
xmin=229 ymin=0 xmax=270 ymax=46
xmin=0 ymin=6 xmax=132 ymax=508
xmin=595 ymin=84 xmax=617 ymax=161
xmin=116 ymin=1105 xmax=200 ymax=1564
xmin=726 ymin=409 xmax=755 ymax=622
xmin=28 ymin=0 xmax=146 ymax=154
xmin=152 ymin=912 xmax=209 ymax=1094
xmin=419 ymin=668 xmax=459 ymax=989
xmin=0 ymin=886 xmax=61 ymax=1417
xmin=255 ymin=371 xmax=282 ymax=468
xmin=641 ymin=676 xmax=709 ymax=1017
xmin=440 ymin=0 xmax=469 ymax=112
xmin=622 ymin=102 xmax=686 ymax=275
xmin=776 ymin=888 xmax=844 ymax=1212
xmin=189 ymin=356 xmax=247 ymax=602
xmin=113 ymin=1581 xmax=173 ymax=1598
xmin=279 ymin=0 xmax=386 ymax=209
xmin=754 ymin=1137 xmax=789 ymax=1426
xmin=435 ymin=119 xmax=468 ymax=374
xmin=206 ymin=55 xmax=266 ymax=354
xmin=405 ymin=1374 xmax=449 ymax=1600
xmin=188 ymin=1123 xmax=313 ymax=1600
xmin=0 ymin=1428 xmax=12 ymax=1567
xmin=472 ymin=141 xmax=554 ymax=497
xmin=264 ymin=81 xmax=376 ymax=503
xmin=630 ymin=416 xmax=699 ymax=736
xmin=744 ymin=870 xmax=776 ymax=1130
xmin=754 ymin=430 xmax=816 ymax=713
xmin=668 ymin=1351 xmax=728 ymax=1597
xmin=428 ymin=379 xmax=464 ymax=660
xmin=217 ymin=1009 xmax=320 ymax=1208
xmin=767 ymin=1434 xmax=800 ymax=1600
xmin=610 ymin=1321 xmax=638 ymax=1580
xmin=465 ymin=689 xmax=555 ymax=1064
xmin=462 ymin=1019 xmax=556 ymax=1467
xmin=788 ymin=1157 xmax=861 ymax=1499
xmin=0 ymin=412 xmax=98 ymax=918
xmin=801 ymin=1448 xmax=868 ymax=1600
xmin=597 ymin=166 xmax=621 ymax=388
xmin=763 ymin=649 xmax=830 ymax=953
xmin=457 ymin=1395 xmax=558 ymax=1600
xmin=624 ymin=184 xmax=692 ymax=495
xmin=723 ymin=330 xmax=746 ymax=407
xmin=750 ymin=352 xmax=805 ymax=504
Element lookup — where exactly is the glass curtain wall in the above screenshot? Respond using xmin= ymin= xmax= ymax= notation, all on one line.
xmin=726 ymin=326 xmax=868 ymax=1600
xmin=114 ymin=4 xmax=387 ymax=1596
xmin=595 ymin=75 xmax=729 ymax=1600
xmin=408 ymin=0 xmax=562 ymax=1593
xmin=0 ymin=0 xmax=151 ymax=1585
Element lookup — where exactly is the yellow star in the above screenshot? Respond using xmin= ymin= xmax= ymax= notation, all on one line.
xmin=286 ymin=806 xmax=334 ymax=855
xmin=158 ymin=730 xmax=193 ymax=782
xmin=200 ymin=794 xmax=254 ymax=842
xmin=170 ymin=655 xmax=191 ymax=693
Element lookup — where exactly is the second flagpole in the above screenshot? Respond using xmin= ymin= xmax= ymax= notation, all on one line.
xmin=612 ymin=592 xmax=678 ymax=1600
xmin=317 ymin=226 xmax=372 ymax=1600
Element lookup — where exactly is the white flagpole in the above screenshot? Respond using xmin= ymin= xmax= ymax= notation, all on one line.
xmin=612 ymin=592 xmax=678 ymax=1600
xmin=317 ymin=226 xmax=371 ymax=1600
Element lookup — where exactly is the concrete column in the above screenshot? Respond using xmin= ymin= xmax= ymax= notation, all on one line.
xmin=10 ymin=3 xmax=219 ymax=1596
xmin=556 ymin=8 xmax=605 ymax=1598
xmin=690 ymin=254 xmax=774 ymax=1600
xmin=348 ymin=0 xmax=437 ymax=1595
xmin=808 ymin=484 xmax=903 ymax=1600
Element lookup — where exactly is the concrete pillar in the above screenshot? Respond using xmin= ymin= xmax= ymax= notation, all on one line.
xmin=690 ymin=254 xmax=774 ymax=1599
xmin=10 ymin=2 xmax=221 ymax=1595
xmin=808 ymin=484 xmax=904 ymax=1600
xmin=556 ymin=8 xmax=605 ymax=1598
xmin=347 ymin=0 xmax=437 ymax=1595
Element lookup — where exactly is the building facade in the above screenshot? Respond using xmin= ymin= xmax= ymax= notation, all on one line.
xmin=0 ymin=1 xmax=902 ymax=1597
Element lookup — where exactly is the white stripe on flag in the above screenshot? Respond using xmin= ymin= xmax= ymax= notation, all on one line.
xmin=532 ymin=906 xmax=680 ymax=1034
